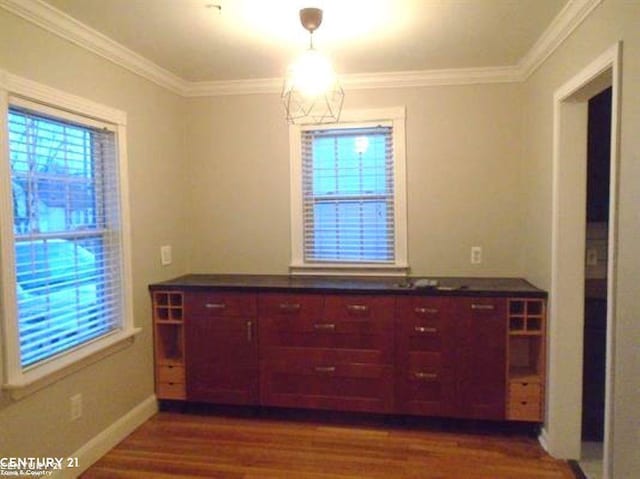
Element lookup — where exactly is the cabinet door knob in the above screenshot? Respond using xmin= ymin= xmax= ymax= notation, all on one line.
xmin=471 ymin=304 xmax=495 ymax=311
xmin=347 ymin=304 xmax=369 ymax=313
xmin=205 ymin=303 xmax=226 ymax=310
xmin=414 ymin=326 xmax=438 ymax=334
xmin=313 ymin=323 xmax=336 ymax=331
xmin=314 ymin=366 xmax=336 ymax=373
xmin=414 ymin=371 xmax=438 ymax=381
xmin=414 ymin=307 xmax=438 ymax=315
xmin=279 ymin=303 xmax=301 ymax=312
xmin=246 ymin=320 xmax=253 ymax=342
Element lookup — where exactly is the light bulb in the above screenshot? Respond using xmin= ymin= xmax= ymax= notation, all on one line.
xmin=287 ymin=48 xmax=336 ymax=98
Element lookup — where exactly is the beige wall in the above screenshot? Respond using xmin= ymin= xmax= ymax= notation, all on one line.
xmin=186 ymin=83 xmax=526 ymax=277
xmin=522 ymin=0 xmax=640 ymax=476
xmin=2 ymin=1 xmax=638 ymax=477
xmin=0 ymin=9 xmax=189 ymax=458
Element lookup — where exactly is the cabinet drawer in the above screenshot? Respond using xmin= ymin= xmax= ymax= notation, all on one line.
xmin=259 ymin=293 xmax=323 ymax=319
xmin=508 ymin=399 xmax=541 ymax=421
xmin=396 ymin=297 xmax=454 ymax=354
xmin=260 ymin=322 xmax=393 ymax=359
xmin=185 ymin=292 xmax=257 ymax=317
xmin=261 ymin=359 xmax=393 ymax=413
xmin=157 ymin=381 xmax=186 ymax=400
xmin=324 ymin=295 xmax=395 ymax=324
xmin=397 ymin=296 xmax=450 ymax=321
xmin=263 ymin=347 xmax=390 ymax=366
xmin=156 ymin=365 xmax=185 ymax=383
xmin=509 ymin=381 xmax=541 ymax=401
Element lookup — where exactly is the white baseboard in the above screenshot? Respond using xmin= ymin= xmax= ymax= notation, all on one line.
xmin=539 ymin=425 xmax=551 ymax=453
xmin=54 ymin=394 xmax=158 ymax=479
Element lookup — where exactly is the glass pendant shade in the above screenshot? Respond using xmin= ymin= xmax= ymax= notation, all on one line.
xmin=282 ymin=8 xmax=344 ymax=124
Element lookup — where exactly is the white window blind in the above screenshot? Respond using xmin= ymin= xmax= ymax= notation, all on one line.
xmin=8 ymin=106 xmax=123 ymax=368
xmin=301 ymin=125 xmax=395 ymax=264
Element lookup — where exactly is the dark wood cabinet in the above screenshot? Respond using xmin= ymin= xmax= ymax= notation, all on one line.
xmin=395 ymin=296 xmax=456 ymax=417
xmin=455 ymin=298 xmax=507 ymax=420
xmin=259 ymin=293 xmax=394 ymax=413
xmin=184 ymin=292 xmax=259 ymax=405
xmin=151 ymin=277 xmax=545 ymax=423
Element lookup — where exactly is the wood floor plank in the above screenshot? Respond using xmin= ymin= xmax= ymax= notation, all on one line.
xmin=81 ymin=411 xmax=576 ymax=479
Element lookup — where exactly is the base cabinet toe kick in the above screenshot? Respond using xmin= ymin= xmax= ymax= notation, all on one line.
xmin=150 ymin=277 xmax=546 ymax=422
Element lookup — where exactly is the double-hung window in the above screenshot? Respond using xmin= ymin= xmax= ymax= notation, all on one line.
xmin=0 ymin=74 xmax=136 ymax=390
xmin=290 ymin=108 xmax=408 ymax=274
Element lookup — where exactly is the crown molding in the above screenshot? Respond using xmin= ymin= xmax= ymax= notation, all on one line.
xmin=183 ymin=66 xmax=521 ymax=97
xmin=183 ymin=77 xmax=283 ymax=97
xmin=0 ymin=0 xmax=603 ymax=97
xmin=0 ymin=0 xmax=188 ymax=95
xmin=342 ymin=66 xmax=522 ymax=90
xmin=518 ymin=0 xmax=603 ymax=79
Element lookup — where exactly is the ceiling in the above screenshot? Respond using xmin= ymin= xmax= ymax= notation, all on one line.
xmin=39 ymin=0 xmax=568 ymax=83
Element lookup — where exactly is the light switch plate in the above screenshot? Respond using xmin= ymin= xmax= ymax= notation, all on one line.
xmin=160 ymin=245 xmax=172 ymax=266
xmin=471 ymin=246 xmax=482 ymax=264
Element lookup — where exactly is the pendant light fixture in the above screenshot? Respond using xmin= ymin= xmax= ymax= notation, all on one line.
xmin=282 ymin=7 xmax=344 ymax=124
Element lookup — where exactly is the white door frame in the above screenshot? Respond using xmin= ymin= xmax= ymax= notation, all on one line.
xmin=545 ymin=42 xmax=621 ymax=478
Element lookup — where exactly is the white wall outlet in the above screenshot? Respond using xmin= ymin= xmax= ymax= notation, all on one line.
xmin=160 ymin=245 xmax=172 ymax=266
xmin=70 ymin=393 xmax=82 ymax=421
xmin=470 ymin=246 xmax=482 ymax=264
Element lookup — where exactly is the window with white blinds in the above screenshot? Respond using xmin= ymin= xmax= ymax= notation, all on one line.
xmin=7 ymin=105 xmax=123 ymax=368
xmin=302 ymin=126 xmax=395 ymax=263
xmin=289 ymin=107 xmax=408 ymax=274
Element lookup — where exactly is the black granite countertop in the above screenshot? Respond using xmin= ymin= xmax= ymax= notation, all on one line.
xmin=149 ymin=274 xmax=546 ymax=297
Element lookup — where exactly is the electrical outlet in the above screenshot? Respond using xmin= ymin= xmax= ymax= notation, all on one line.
xmin=470 ymin=246 xmax=482 ymax=265
xmin=70 ymin=394 xmax=82 ymax=421
xmin=160 ymin=245 xmax=172 ymax=266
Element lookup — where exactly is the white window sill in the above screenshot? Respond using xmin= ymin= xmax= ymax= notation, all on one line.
xmin=2 ymin=327 xmax=141 ymax=400
xmin=290 ymin=263 xmax=409 ymax=277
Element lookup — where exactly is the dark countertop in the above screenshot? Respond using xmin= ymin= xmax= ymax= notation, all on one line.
xmin=149 ymin=274 xmax=546 ymax=297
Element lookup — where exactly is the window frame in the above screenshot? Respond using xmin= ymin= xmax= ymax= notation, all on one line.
xmin=289 ymin=107 xmax=408 ymax=275
xmin=0 ymin=70 xmax=138 ymax=395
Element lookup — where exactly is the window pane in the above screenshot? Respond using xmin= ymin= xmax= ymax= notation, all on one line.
xmin=9 ymin=112 xmax=97 ymax=236
xmin=311 ymin=131 xmax=390 ymax=197
xmin=312 ymin=200 xmax=392 ymax=261
xmin=303 ymin=126 xmax=395 ymax=264
xmin=8 ymin=107 xmax=119 ymax=368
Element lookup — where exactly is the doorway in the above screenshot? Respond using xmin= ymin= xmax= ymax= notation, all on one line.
xmin=580 ymin=87 xmax=612 ymax=479
xmin=547 ymin=43 xmax=620 ymax=479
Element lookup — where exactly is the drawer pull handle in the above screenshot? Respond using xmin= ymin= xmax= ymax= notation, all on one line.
xmin=347 ymin=304 xmax=369 ymax=313
xmin=279 ymin=303 xmax=301 ymax=312
xmin=246 ymin=320 xmax=252 ymax=342
xmin=414 ymin=326 xmax=438 ymax=334
xmin=314 ymin=366 xmax=336 ymax=373
xmin=471 ymin=304 xmax=495 ymax=311
xmin=414 ymin=307 xmax=438 ymax=314
xmin=414 ymin=372 xmax=438 ymax=380
xmin=205 ymin=303 xmax=226 ymax=310
xmin=313 ymin=323 xmax=336 ymax=331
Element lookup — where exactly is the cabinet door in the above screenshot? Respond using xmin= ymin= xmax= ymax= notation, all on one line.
xmin=185 ymin=292 xmax=259 ymax=405
xmin=395 ymin=297 xmax=456 ymax=417
xmin=455 ymin=297 xmax=507 ymax=420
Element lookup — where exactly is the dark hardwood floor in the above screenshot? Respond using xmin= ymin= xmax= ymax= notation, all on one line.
xmin=81 ymin=409 xmax=576 ymax=478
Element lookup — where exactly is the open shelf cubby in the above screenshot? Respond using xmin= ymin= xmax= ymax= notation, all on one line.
xmin=508 ymin=298 xmax=545 ymax=335
xmin=506 ymin=298 xmax=546 ymax=422
xmin=153 ymin=291 xmax=184 ymax=323
xmin=155 ymin=323 xmax=184 ymax=365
